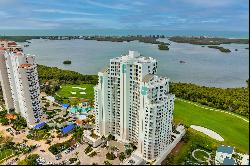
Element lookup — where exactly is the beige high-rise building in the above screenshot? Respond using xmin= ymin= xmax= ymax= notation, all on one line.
xmin=0 ymin=49 xmax=43 ymax=127
xmin=0 ymin=48 xmax=14 ymax=110
xmin=94 ymin=51 xmax=175 ymax=160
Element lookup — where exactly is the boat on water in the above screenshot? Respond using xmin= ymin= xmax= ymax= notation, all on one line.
xmin=24 ymin=45 xmax=29 ymax=47
xmin=179 ymin=60 xmax=186 ymax=64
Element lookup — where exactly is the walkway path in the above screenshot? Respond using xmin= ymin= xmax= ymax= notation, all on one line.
xmin=176 ymin=98 xmax=249 ymax=123
xmin=192 ymin=149 xmax=211 ymax=164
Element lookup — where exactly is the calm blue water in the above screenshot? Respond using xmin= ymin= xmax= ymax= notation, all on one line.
xmin=0 ymin=29 xmax=249 ymax=38
xmin=22 ymin=38 xmax=249 ymax=88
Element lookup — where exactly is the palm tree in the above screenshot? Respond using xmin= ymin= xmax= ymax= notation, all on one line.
xmin=75 ymin=152 xmax=79 ymax=158
xmin=23 ymin=139 xmax=28 ymax=144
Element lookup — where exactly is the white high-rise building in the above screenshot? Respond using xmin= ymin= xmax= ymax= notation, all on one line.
xmin=0 ymin=50 xmax=43 ymax=127
xmin=94 ymin=51 xmax=175 ymax=160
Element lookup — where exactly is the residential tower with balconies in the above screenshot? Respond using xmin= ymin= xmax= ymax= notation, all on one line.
xmin=94 ymin=51 xmax=175 ymax=160
xmin=0 ymin=50 xmax=43 ymax=127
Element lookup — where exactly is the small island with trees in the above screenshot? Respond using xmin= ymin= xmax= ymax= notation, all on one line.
xmin=169 ymin=36 xmax=249 ymax=45
xmin=207 ymin=46 xmax=231 ymax=53
xmin=63 ymin=60 xmax=72 ymax=64
xmin=158 ymin=43 xmax=170 ymax=50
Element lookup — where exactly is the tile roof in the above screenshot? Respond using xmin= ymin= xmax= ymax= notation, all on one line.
xmin=19 ymin=64 xmax=32 ymax=68
xmin=8 ymin=42 xmax=17 ymax=46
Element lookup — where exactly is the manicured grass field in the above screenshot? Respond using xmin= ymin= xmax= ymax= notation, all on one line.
xmin=174 ymin=99 xmax=249 ymax=153
xmin=56 ymin=84 xmax=94 ymax=100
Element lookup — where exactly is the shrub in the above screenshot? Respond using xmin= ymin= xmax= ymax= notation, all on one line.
xmin=69 ymin=157 xmax=77 ymax=163
xmin=104 ymin=160 xmax=112 ymax=165
xmin=89 ymin=151 xmax=97 ymax=157
xmin=84 ymin=145 xmax=93 ymax=154
xmin=107 ymin=134 xmax=115 ymax=141
xmin=125 ymin=149 xmax=133 ymax=156
xmin=118 ymin=152 xmax=126 ymax=161
xmin=18 ymin=154 xmax=39 ymax=165
xmin=106 ymin=152 xmax=116 ymax=160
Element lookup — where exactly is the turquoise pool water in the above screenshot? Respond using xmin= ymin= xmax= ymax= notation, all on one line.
xmin=70 ymin=107 xmax=87 ymax=114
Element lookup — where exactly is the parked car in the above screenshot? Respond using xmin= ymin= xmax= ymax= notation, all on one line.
xmin=55 ymin=154 xmax=62 ymax=160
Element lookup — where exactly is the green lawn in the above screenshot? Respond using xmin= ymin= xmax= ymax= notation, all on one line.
xmin=57 ymin=84 xmax=94 ymax=99
xmin=55 ymin=84 xmax=95 ymax=104
xmin=0 ymin=149 xmax=14 ymax=161
xmin=174 ymin=99 xmax=249 ymax=153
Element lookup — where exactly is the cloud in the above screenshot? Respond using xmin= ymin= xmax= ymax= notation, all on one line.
xmin=33 ymin=9 xmax=98 ymax=15
xmin=85 ymin=0 xmax=130 ymax=10
xmin=180 ymin=0 xmax=236 ymax=7
xmin=0 ymin=0 xmax=248 ymax=31
xmin=201 ymin=19 xmax=225 ymax=23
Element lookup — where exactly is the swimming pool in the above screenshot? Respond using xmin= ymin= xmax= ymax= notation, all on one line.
xmin=70 ymin=107 xmax=87 ymax=114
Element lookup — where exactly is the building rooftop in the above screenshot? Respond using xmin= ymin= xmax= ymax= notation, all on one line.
xmin=122 ymin=154 xmax=145 ymax=165
xmin=112 ymin=51 xmax=156 ymax=64
xmin=33 ymin=122 xmax=46 ymax=129
xmin=61 ymin=124 xmax=75 ymax=134
xmin=19 ymin=64 xmax=32 ymax=68
xmin=217 ymin=145 xmax=234 ymax=154
xmin=142 ymin=74 xmax=154 ymax=83
xmin=8 ymin=42 xmax=17 ymax=46
xmin=222 ymin=158 xmax=235 ymax=165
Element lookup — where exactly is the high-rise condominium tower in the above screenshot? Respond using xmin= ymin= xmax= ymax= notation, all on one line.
xmin=94 ymin=51 xmax=175 ymax=160
xmin=0 ymin=50 xmax=43 ymax=127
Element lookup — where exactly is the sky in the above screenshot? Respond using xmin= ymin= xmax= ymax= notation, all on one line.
xmin=0 ymin=0 xmax=249 ymax=32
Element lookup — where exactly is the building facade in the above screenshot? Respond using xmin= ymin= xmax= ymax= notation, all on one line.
xmin=0 ymin=50 xmax=43 ymax=127
xmin=0 ymin=40 xmax=23 ymax=53
xmin=94 ymin=51 xmax=175 ymax=160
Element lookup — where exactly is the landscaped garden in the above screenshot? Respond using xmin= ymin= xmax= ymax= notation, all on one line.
xmin=0 ymin=142 xmax=20 ymax=163
xmin=17 ymin=154 xmax=39 ymax=165
xmin=174 ymin=99 xmax=249 ymax=153
xmin=26 ymin=124 xmax=51 ymax=141
xmin=48 ymin=139 xmax=75 ymax=155
xmin=0 ymin=149 xmax=15 ymax=162
xmin=161 ymin=128 xmax=218 ymax=165
xmin=192 ymin=149 xmax=210 ymax=161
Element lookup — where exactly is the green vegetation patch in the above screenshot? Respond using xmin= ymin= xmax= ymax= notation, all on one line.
xmin=56 ymin=84 xmax=94 ymax=104
xmin=37 ymin=65 xmax=98 ymax=85
xmin=0 ymin=149 xmax=14 ymax=161
xmin=193 ymin=150 xmax=210 ymax=161
xmin=158 ymin=43 xmax=170 ymax=50
xmin=170 ymin=82 xmax=249 ymax=118
xmin=162 ymin=128 xmax=217 ymax=165
xmin=18 ymin=154 xmax=39 ymax=165
xmin=26 ymin=124 xmax=51 ymax=141
xmin=48 ymin=139 xmax=74 ymax=155
xmin=169 ymin=36 xmax=249 ymax=45
xmin=208 ymin=45 xmax=231 ymax=53
xmin=174 ymin=99 xmax=249 ymax=152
